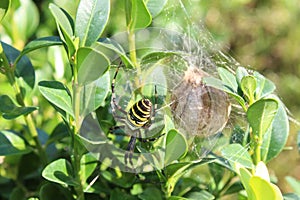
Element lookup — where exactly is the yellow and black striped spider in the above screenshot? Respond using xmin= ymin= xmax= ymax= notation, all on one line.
xmin=110 ymin=63 xmax=163 ymax=167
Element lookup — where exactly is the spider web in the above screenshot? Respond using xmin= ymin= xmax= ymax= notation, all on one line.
xmin=79 ymin=0 xmax=257 ymax=173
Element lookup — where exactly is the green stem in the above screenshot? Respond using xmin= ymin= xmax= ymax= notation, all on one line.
xmin=0 ymin=44 xmax=47 ymax=166
xmin=128 ymin=29 xmax=142 ymax=87
xmin=71 ymin=61 xmax=85 ymax=200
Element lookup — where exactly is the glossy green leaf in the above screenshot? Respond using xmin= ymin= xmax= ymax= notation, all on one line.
xmin=96 ymin=39 xmax=134 ymax=68
xmin=247 ymin=98 xmax=278 ymax=137
xmin=140 ymin=51 xmax=180 ymax=65
xmin=39 ymin=183 xmax=73 ymax=200
xmin=221 ymin=144 xmax=254 ymax=169
xmin=236 ymin=67 xmax=249 ymax=86
xmin=250 ymin=176 xmax=283 ymax=200
xmin=0 ymin=130 xmax=31 ymax=155
xmin=164 ymin=129 xmax=187 ymax=165
xmin=0 ymin=0 xmax=10 ymax=22
xmin=217 ymin=67 xmax=238 ymax=93
xmin=47 ymin=123 xmax=69 ymax=146
xmin=146 ymin=0 xmax=168 ymax=17
xmin=239 ymin=167 xmax=255 ymax=200
xmin=75 ymin=0 xmax=110 ymax=46
xmin=261 ymin=100 xmax=289 ymax=162
xmin=0 ymin=95 xmax=37 ymax=119
xmin=80 ymin=71 xmax=110 ymax=117
xmin=253 ymin=71 xmax=276 ymax=99
xmin=241 ymin=75 xmax=256 ymax=103
xmin=80 ymin=153 xmax=97 ymax=182
xmin=38 ymin=81 xmax=74 ymax=117
xmin=186 ymin=191 xmax=215 ymax=200
xmin=138 ymin=187 xmax=163 ymax=200
xmin=127 ymin=0 xmax=152 ymax=30
xmin=77 ymin=47 xmax=110 ymax=85
xmin=1 ymin=42 xmax=35 ymax=89
xmin=42 ymin=158 xmax=78 ymax=186
xmin=49 ymin=3 xmax=75 ymax=56
xmin=21 ymin=36 xmax=63 ymax=57
xmin=203 ymin=76 xmax=246 ymax=109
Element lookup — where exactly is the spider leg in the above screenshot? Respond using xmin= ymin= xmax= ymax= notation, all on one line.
xmin=111 ymin=62 xmax=127 ymax=115
xmin=125 ymin=134 xmax=137 ymax=167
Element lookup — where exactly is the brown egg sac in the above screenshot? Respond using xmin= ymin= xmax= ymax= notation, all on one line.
xmin=171 ymin=67 xmax=231 ymax=137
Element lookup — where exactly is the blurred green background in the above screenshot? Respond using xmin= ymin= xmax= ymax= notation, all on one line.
xmin=0 ymin=0 xmax=299 ymax=194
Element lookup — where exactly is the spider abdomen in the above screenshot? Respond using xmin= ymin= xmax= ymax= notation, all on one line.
xmin=127 ymin=99 xmax=152 ymax=127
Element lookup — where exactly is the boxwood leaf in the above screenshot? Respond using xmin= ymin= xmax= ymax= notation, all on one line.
xmin=80 ymin=71 xmax=110 ymax=117
xmin=77 ymin=47 xmax=110 ymax=85
xmin=261 ymin=99 xmax=289 ymax=162
xmin=247 ymin=98 xmax=278 ymax=137
xmin=0 ymin=95 xmax=37 ymax=119
xmin=221 ymin=143 xmax=254 ymax=169
xmin=164 ymin=129 xmax=187 ymax=165
xmin=253 ymin=71 xmax=276 ymax=99
xmin=126 ymin=0 xmax=152 ymax=30
xmin=42 ymin=158 xmax=78 ymax=186
xmin=39 ymin=183 xmax=73 ymax=200
xmin=75 ymin=0 xmax=110 ymax=46
xmin=1 ymin=42 xmax=35 ymax=89
xmin=49 ymin=3 xmax=75 ymax=56
xmin=80 ymin=153 xmax=98 ymax=183
xmin=250 ymin=176 xmax=283 ymax=200
xmin=217 ymin=67 xmax=238 ymax=93
xmin=21 ymin=36 xmax=63 ymax=57
xmin=0 ymin=130 xmax=32 ymax=155
xmin=241 ymin=75 xmax=256 ymax=103
xmin=146 ymin=0 xmax=168 ymax=18
xmin=38 ymin=81 xmax=74 ymax=117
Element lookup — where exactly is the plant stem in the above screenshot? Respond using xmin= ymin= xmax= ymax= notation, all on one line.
xmin=0 ymin=45 xmax=47 ymax=166
xmin=128 ymin=29 xmax=142 ymax=87
xmin=71 ymin=61 xmax=85 ymax=200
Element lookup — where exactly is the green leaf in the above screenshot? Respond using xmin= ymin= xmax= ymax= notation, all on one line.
xmin=146 ymin=0 xmax=168 ymax=17
xmin=247 ymin=98 xmax=279 ymax=137
xmin=47 ymin=123 xmax=69 ymax=145
xmin=0 ymin=95 xmax=37 ymax=119
xmin=0 ymin=0 xmax=10 ymax=22
xmin=38 ymin=81 xmax=74 ymax=117
xmin=21 ymin=36 xmax=63 ymax=57
xmin=138 ymin=187 xmax=163 ymax=200
xmin=140 ymin=51 xmax=180 ymax=65
xmin=127 ymin=0 xmax=152 ymax=30
xmin=80 ymin=153 xmax=97 ymax=183
xmin=203 ymin=76 xmax=246 ymax=109
xmin=77 ymin=47 xmax=110 ymax=85
xmin=75 ymin=0 xmax=110 ymax=46
xmin=283 ymin=193 xmax=300 ymax=200
xmin=261 ymin=100 xmax=289 ymax=162
xmin=49 ymin=3 xmax=75 ymax=56
xmin=186 ymin=191 xmax=215 ymax=200
xmin=1 ymin=42 xmax=35 ymax=89
xmin=42 ymin=158 xmax=78 ymax=186
xmin=0 ymin=130 xmax=31 ymax=155
xmin=96 ymin=38 xmax=134 ymax=68
xmin=285 ymin=176 xmax=300 ymax=195
xmin=250 ymin=176 xmax=283 ymax=200
xmin=239 ymin=167 xmax=255 ymax=200
xmin=39 ymin=183 xmax=73 ymax=200
xmin=221 ymin=143 xmax=254 ymax=169
xmin=236 ymin=67 xmax=249 ymax=86
xmin=241 ymin=75 xmax=256 ymax=103
xmin=217 ymin=67 xmax=238 ymax=93
xmin=80 ymin=71 xmax=110 ymax=117
xmin=10 ymin=187 xmax=26 ymax=200
xmin=253 ymin=71 xmax=276 ymax=99
xmin=164 ymin=129 xmax=188 ymax=165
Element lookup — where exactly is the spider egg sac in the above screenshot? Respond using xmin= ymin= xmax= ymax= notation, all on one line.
xmin=171 ymin=67 xmax=231 ymax=137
